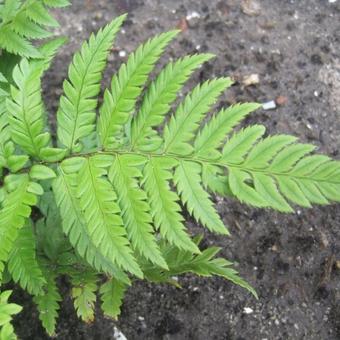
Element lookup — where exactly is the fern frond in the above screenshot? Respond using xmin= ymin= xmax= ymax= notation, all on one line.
xmin=0 ymin=323 xmax=17 ymax=340
xmin=8 ymin=221 xmax=46 ymax=295
xmin=163 ymin=78 xmax=232 ymax=155
xmin=10 ymin=12 xmax=52 ymax=40
xmin=75 ymin=156 xmax=143 ymax=278
xmin=100 ymin=278 xmax=127 ymax=319
xmin=174 ymin=161 xmax=229 ymax=235
xmin=53 ymin=169 xmax=130 ymax=284
xmin=0 ymin=290 xmax=22 ymax=340
xmin=129 ymin=53 xmax=214 ymax=151
xmin=0 ymin=174 xmax=37 ymax=280
xmin=0 ymin=27 xmax=41 ymax=58
xmin=0 ymin=0 xmax=69 ymax=58
xmin=194 ymin=103 xmax=260 ymax=159
xmin=108 ymin=155 xmax=168 ymax=269
xmin=6 ymin=58 xmax=50 ymax=157
xmin=33 ymin=264 xmax=61 ymax=336
xmin=142 ymin=237 xmax=257 ymax=297
xmin=97 ymin=30 xmax=178 ymax=150
xmin=143 ymin=157 xmax=200 ymax=253
xmin=57 ymin=15 xmax=126 ymax=152
xmin=217 ymin=126 xmax=340 ymax=211
xmin=70 ymin=270 xmax=98 ymax=323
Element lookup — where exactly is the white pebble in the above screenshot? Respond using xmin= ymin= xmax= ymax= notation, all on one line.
xmin=262 ymin=100 xmax=276 ymax=110
xmin=243 ymin=307 xmax=254 ymax=314
xmin=119 ymin=50 xmax=127 ymax=58
xmin=114 ymin=327 xmax=127 ymax=340
xmin=186 ymin=11 xmax=200 ymax=20
xmin=329 ymin=0 xmax=337 ymax=3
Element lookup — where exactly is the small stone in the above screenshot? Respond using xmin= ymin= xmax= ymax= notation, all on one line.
xmin=113 ymin=327 xmax=127 ymax=340
xmin=186 ymin=11 xmax=200 ymax=20
xmin=241 ymin=0 xmax=261 ymax=16
xmin=262 ymin=100 xmax=276 ymax=110
xmin=275 ymin=95 xmax=288 ymax=106
xmin=336 ymin=260 xmax=340 ymax=269
xmin=242 ymin=74 xmax=260 ymax=86
xmin=271 ymin=244 xmax=278 ymax=252
xmin=119 ymin=50 xmax=127 ymax=58
xmin=319 ymin=231 xmax=329 ymax=248
xmin=186 ymin=11 xmax=201 ymax=28
xmin=243 ymin=307 xmax=254 ymax=314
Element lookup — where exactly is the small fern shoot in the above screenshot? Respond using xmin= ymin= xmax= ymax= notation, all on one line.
xmin=0 ymin=13 xmax=339 ymax=338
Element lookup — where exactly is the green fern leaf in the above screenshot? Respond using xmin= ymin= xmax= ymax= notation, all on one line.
xmin=70 ymin=270 xmax=98 ymax=323
xmin=163 ymin=78 xmax=232 ymax=155
xmin=0 ymin=290 xmax=22 ymax=340
xmin=53 ymin=168 xmax=130 ymax=284
xmin=143 ymin=157 xmax=200 ymax=253
xmin=75 ymin=156 xmax=143 ymax=278
xmin=174 ymin=161 xmax=229 ymax=235
xmin=26 ymin=1 xmax=59 ymax=27
xmin=97 ymin=30 xmax=178 ymax=150
xmin=8 ymin=221 xmax=46 ymax=295
xmin=100 ymin=278 xmax=127 ymax=319
xmin=33 ymin=265 xmax=61 ymax=336
xmin=57 ymin=15 xmax=126 ymax=152
xmin=0 ymin=175 xmax=37 ymax=280
xmin=0 ymin=0 xmax=21 ymax=20
xmin=0 ymin=27 xmax=41 ymax=58
xmin=221 ymin=125 xmax=266 ymax=163
xmin=10 ymin=12 xmax=52 ymax=39
xmin=0 ymin=0 xmax=69 ymax=58
xmin=194 ymin=103 xmax=260 ymax=159
xmin=220 ymin=127 xmax=340 ymax=209
xmin=6 ymin=59 xmax=50 ymax=157
xmin=130 ymin=53 xmax=214 ymax=151
xmin=142 ymin=237 xmax=257 ymax=297
xmin=108 ymin=155 xmax=168 ymax=269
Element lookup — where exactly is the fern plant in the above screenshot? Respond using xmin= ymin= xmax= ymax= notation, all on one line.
xmin=0 ymin=13 xmax=340 ymax=337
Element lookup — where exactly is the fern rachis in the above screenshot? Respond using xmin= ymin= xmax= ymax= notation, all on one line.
xmin=0 ymin=9 xmax=339 ymax=338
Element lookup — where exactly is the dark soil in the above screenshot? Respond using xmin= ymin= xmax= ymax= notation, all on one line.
xmin=14 ymin=0 xmax=340 ymax=339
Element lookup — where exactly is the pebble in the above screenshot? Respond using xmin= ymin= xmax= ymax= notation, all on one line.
xmin=119 ymin=50 xmax=127 ymax=58
xmin=186 ymin=11 xmax=200 ymax=20
xmin=242 ymin=74 xmax=260 ymax=86
xmin=243 ymin=307 xmax=254 ymax=314
xmin=275 ymin=95 xmax=288 ymax=106
xmin=262 ymin=100 xmax=277 ymax=110
xmin=113 ymin=327 xmax=127 ymax=340
xmin=241 ymin=0 xmax=261 ymax=16
xmin=186 ymin=11 xmax=201 ymax=28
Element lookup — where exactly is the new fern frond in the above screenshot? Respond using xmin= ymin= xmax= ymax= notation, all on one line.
xmin=0 ymin=13 xmax=339 ymax=338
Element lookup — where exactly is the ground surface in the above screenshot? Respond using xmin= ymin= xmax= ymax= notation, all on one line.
xmin=13 ymin=0 xmax=340 ymax=339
